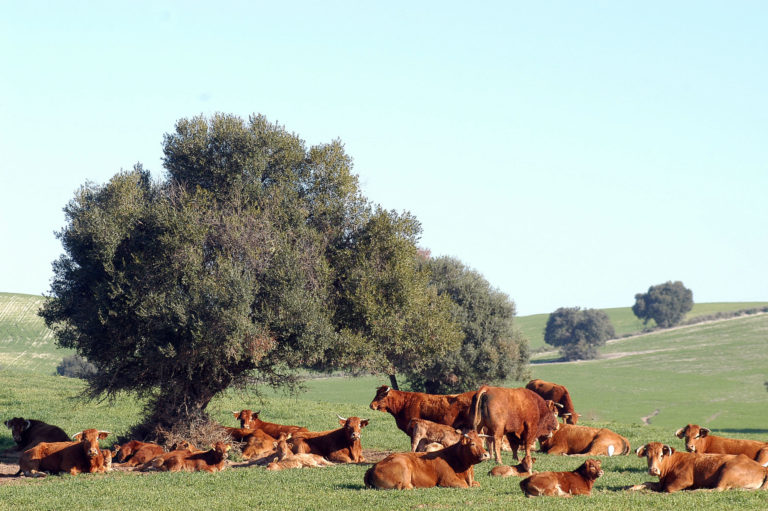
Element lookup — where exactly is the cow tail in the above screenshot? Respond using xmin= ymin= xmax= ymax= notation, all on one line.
xmin=471 ymin=387 xmax=489 ymax=431
xmin=760 ymin=468 xmax=768 ymax=490
xmin=621 ymin=436 xmax=631 ymax=455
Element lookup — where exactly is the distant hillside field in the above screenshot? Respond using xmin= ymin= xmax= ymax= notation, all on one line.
xmin=517 ymin=302 xmax=768 ymax=351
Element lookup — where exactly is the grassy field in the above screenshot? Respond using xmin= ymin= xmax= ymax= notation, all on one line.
xmin=2 ymin=294 xmax=768 ymax=509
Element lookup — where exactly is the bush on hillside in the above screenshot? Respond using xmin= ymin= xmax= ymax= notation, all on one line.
xmin=544 ymin=307 xmax=615 ymax=361
xmin=632 ymin=281 xmax=693 ymax=328
xmin=56 ymin=354 xmax=97 ymax=379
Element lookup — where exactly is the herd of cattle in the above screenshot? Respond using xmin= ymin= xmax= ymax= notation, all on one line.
xmin=4 ymin=378 xmax=768 ymax=497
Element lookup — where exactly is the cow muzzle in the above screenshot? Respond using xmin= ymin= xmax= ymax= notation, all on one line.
xmin=649 ymin=467 xmax=660 ymax=476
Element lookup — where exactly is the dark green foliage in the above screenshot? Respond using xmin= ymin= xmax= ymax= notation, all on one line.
xmin=406 ymin=257 xmax=529 ymax=393
xmin=632 ymin=280 xmax=694 ymax=328
xmin=56 ymin=354 xmax=97 ymax=379
xmin=544 ymin=307 xmax=615 ymax=360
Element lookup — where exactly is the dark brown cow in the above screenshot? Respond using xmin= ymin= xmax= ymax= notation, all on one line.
xmin=364 ymin=430 xmax=490 ymax=489
xmin=112 ymin=440 xmax=165 ymax=466
xmin=540 ymin=424 xmax=630 ymax=456
xmin=675 ymin=424 xmax=768 ymax=466
xmin=232 ymin=410 xmax=308 ymax=438
xmin=525 ymin=379 xmax=580 ymax=424
xmin=520 ymin=459 xmax=603 ymax=497
xmin=632 ymin=442 xmax=768 ymax=492
xmin=488 ymin=454 xmax=536 ymax=477
xmin=4 ymin=417 xmax=70 ymax=451
xmin=369 ymin=386 xmax=476 ymax=434
xmin=407 ymin=418 xmax=463 ymax=452
xmin=290 ymin=416 xmax=368 ymax=463
xmin=471 ymin=385 xmax=558 ymax=464
xmin=154 ymin=442 xmax=230 ymax=473
xmin=17 ymin=428 xmax=110 ymax=477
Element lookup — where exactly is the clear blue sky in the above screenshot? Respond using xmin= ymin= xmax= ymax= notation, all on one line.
xmin=1 ymin=1 xmax=766 ymax=316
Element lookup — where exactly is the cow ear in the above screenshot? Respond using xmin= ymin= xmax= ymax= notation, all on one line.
xmin=233 ymin=411 xmax=239 ymax=419
xmin=635 ymin=445 xmax=647 ymax=457
xmin=361 ymin=419 xmax=369 ymax=428
xmin=98 ymin=431 xmax=110 ymax=439
xmin=699 ymin=428 xmax=710 ymax=437
xmin=674 ymin=427 xmax=686 ymax=439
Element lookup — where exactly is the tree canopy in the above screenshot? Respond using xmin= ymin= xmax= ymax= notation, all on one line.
xmin=632 ymin=281 xmax=693 ymax=328
xmin=40 ymin=113 xmax=462 ymax=432
xmin=544 ymin=307 xmax=615 ymax=361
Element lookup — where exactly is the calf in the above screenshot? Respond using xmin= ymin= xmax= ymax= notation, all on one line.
xmin=265 ymin=434 xmax=334 ymax=470
xmin=520 ymin=458 xmax=603 ymax=497
xmin=675 ymin=424 xmax=768 ymax=466
xmin=632 ymin=442 xmax=768 ymax=492
xmin=138 ymin=442 xmax=200 ymax=471
xmin=407 ymin=418 xmax=463 ymax=452
xmin=539 ymin=424 xmax=630 ymax=456
xmin=241 ymin=429 xmax=279 ymax=461
xmin=4 ymin=417 xmax=70 ymax=451
xmin=291 ymin=415 xmax=368 ymax=463
xmin=112 ymin=440 xmax=165 ymax=466
xmin=489 ymin=455 xmax=536 ymax=477
xmin=17 ymin=428 xmax=110 ymax=477
xmin=232 ymin=410 xmax=308 ymax=437
xmin=364 ymin=430 xmax=490 ymax=489
xmin=155 ymin=442 xmax=230 ymax=473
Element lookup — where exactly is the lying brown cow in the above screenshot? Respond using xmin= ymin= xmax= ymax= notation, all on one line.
xmin=525 ymin=379 xmax=580 ymax=424
xmin=632 ymin=442 xmax=768 ymax=492
xmin=291 ymin=416 xmax=368 ymax=463
xmin=407 ymin=418 xmax=463 ymax=452
xmin=488 ymin=454 xmax=536 ymax=477
xmin=369 ymin=386 xmax=476 ymax=435
xmin=112 ymin=440 xmax=165 ymax=466
xmin=17 ymin=428 xmax=110 ymax=477
xmin=364 ymin=430 xmax=490 ymax=489
xmin=520 ymin=458 xmax=603 ymax=497
xmin=152 ymin=442 xmax=230 ymax=473
xmin=265 ymin=434 xmax=334 ymax=470
xmin=233 ymin=410 xmax=308 ymax=438
xmin=4 ymin=417 xmax=71 ymax=451
xmin=137 ymin=442 xmax=200 ymax=471
xmin=540 ymin=424 xmax=630 ymax=456
xmin=675 ymin=424 xmax=768 ymax=466
xmin=241 ymin=429 xmax=279 ymax=461
xmin=471 ymin=385 xmax=558 ymax=464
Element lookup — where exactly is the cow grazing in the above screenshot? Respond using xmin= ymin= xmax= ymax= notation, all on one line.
xmin=525 ymin=379 xmax=580 ymax=424
xmin=520 ymin=458 xmax=603 ymax=497
xmin=489 ymin=455 xmax=536 ymax=477
xmin=17 ymin=428 xmax=110 ymax=477
xmin=675 ymin=424 xmax=768 ymax=466
xmin=407 ymin=418 xmax=463 ymax=452
xmin=4 ymin=417 xmax=71 ymax=451
xmin=540 ymin=424 xmax=630 ymax=456
xmin=112 ymin=440 xmax=165 ymax=466
xmin=364 ymin=430 xmax=490 ymax=489
xmin=290 ymin=416 xmax=368 ymax=463
xmin=471 ymin=385 xmax=558 ymax=464
xmin=632 ymin=442 xmax=768 ymax=492
xmin=369 ymin=386 xmax=476 ymax=435
xmin=265 ymin=434 xmax=334 ymax=470
xmin=153 ymin=442 xmax=230 ymax=473
xmin=232 ymin=410 xmax=308 ymax=438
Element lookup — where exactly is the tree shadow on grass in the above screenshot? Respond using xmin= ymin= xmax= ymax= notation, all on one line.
xmin=714 ymin=428 xmax=768 ymax=435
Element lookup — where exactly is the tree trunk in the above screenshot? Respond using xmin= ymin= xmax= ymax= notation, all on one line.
xmin=389 ymin=374 xmax=399 ymax=391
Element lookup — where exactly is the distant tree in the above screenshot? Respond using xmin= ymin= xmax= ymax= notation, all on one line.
xmin=56 ymin=354 xmax=97 ymax=379
xmin=544 ymin=307 xmax=615 ymax=361
xmin=632 ymin=281 xmax=693 ymax=328
xmin=405 ymin=256 xmax=529 ymax=394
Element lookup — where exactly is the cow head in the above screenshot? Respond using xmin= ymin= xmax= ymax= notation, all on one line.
xmin=273 ymin=433 xmax=292 ymax=461
xmin=458 ymin=430 xmax=490 ymax=464
xmin=233 ymin=409 xmax=260 ymax=429
xmin=337 ymin=415 xmax=369 ymax=442
xmin=675 ymin=424 xmax=709 ymax=453
xmin=636 ymin=442 xmax=675 ymax=476
xmin=212 ymin=442 xmax=231 ymax=459
xmin=4 ymin=417 xmax=31 ymax=443
xmin=369 ymin=386 xmax=392 ymax=412
xmin=576 ymin=459 xmax=603 ymax=480
xmin=562 ymin=411 xmax=581 ymax=425
xmin=72 ymin=429 xmax=110 ymax=459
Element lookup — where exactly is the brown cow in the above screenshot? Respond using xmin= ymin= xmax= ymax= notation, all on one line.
xmin=290 ymin=416 xmax=368 ymax=463
xmin=525 ymin=379 xmax=580 ymax=424
xmin=137 ymin=442 xmax=200 ymax=471
xmin=471 ymin=385 xmax=558 ymax=464
xmin=540 ymin=424 xmax=630 ymax=456
xmin=675 ymin=424 xmax=768 ymax=466
xmin=488 ymin=454 xmax=536 ymax=477
xmin=232 ymin=410 xmax=308 ymax=438
xmin=112 ymin=440 xmax=165 ymax=466
xmin=265 ymin=434 xmax=334 ymax=470
xmin=369 ymin=386 xmax=476 ymax=435
xmin=407 ymin=418 xmax=463 ymax=452
xmin=17 ymin=428 xmax=110 ymax=477
xmin=241 ymin=429 xmax=279 ymax=461
xmin=4 ymin=417 xmax=71 ymax=451
xmin=520 ymin=458 xmax=603 ymax=497
xmin=364 ymin=430 xmax=490 ymax=489
xmin=632 ymin=442 xmax=768 ymax=492
xmin=156 ymin=442 xmax=230 ymax=472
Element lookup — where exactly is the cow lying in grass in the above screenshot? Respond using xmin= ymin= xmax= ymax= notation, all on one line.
xmin=137 ymin=441 xmax=200 ymax=471
xmin=539 ymin=424 xmax=630 ymax=456
xmin=675 ymin=424 xmax=768 ymax=466
xmin=519 ymin=458 xmax=603 ymax=497
xmin=265 ymin=434 xmax=334 ymax=470
xmin=488 ymin=454 xmax=535 ymax=477
xmin=290 ymin=416 xmax=368 ymax=463
xmin=149 ymin=442 xmax=230 ymax=473
xmin=5 ymin=417 xmax=71 ymax=451
xmin=17 ymin=429 xmax=110 ymax=477
xmin=112 ymin=440 xmax=165 ymax=467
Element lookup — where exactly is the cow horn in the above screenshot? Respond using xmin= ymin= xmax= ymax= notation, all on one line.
xmin=674 ymin=427 xmax=686 ymax=438
xmin=72 ymin=431 xmax=84 ymax=440
xmin=337 ymin=414 xmax=348 ymax=422
xmin=24 ymin=419 xmax=31 ymax=431
xmin=554 ymin=402 xmax=564 ymax=409
xmin=477 ymin=433 xmax=492 ymax=439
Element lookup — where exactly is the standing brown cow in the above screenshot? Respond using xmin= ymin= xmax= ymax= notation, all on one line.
xmin=369 ymin=386 xmax=476 ymax=434
xmin=675 ymin=424 xmax=768 ymax=466
xmin=471 ymin=385 xmax=558 ymax=464
xmin=525 ymin=379 xmax=580 ymax=424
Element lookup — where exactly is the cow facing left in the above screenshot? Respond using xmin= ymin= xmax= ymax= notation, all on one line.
xmin=17 ymin=428 xmax=111 ymax=477
xmin=4 ymin=417 xmax=71 ymax=451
